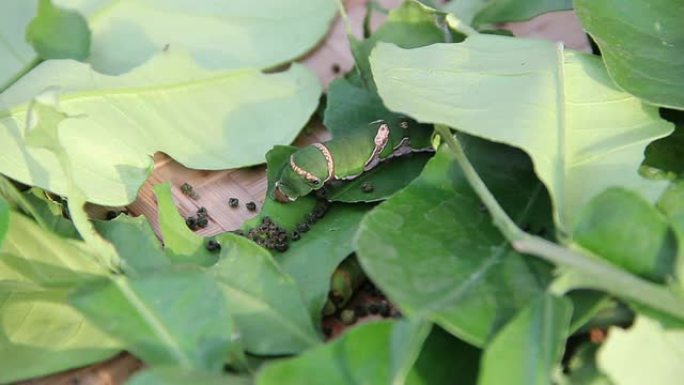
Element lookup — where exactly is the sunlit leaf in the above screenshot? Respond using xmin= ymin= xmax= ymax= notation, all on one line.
xmin=0 ymin=0 xmax=37 ymax=91
xmin=0 ymin=52 xmax=321 ymax=205
xmin=599 ymin=316 xmax=684 ymax=385
xmin=370 ymin=36 xmax=674 ymax=231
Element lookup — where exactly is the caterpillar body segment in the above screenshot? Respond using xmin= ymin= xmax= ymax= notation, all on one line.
xmin=274 ymin=119 xmax=434 ymax=203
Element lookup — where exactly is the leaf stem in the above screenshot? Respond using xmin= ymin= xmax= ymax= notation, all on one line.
xmin=0 ymin=57 xmax=41 ymax=93
xmin=435 ymin=125 xmax=684 ymax=320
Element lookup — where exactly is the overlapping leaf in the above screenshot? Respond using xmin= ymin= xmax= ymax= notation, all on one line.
xmin=70 ymin=267 xmax=233 ymax=372
xmin=211 ymin=234 xmax=320 ymax=355
xmin=256 ymin=320 xmax=431 ymax=385
xmin=0 ymin=210 xmax=121 ymax=383
xmin=572 ymin=188 xmax=675 ymax=282
xmin=576 ymin=0 xmax=684 ymax=110
xmin=0 ymin=52 xmax=321 ymax=205
xmin=598 ymin=316 xmax=684 ymax=385
xmin=355 ymin=138 xmax=554 ymax=346
xmin=0 ymin=0 xmax=37 ymax=90
xmin=61 ymin=0 xmax=338 ymax=74
xmin=478 ymin=294 xmax=573 ymax=385
xmin=443 ymin=0 xmax=572 ymax=27
xmin=370 ymin=35 xmax=674 ymax=231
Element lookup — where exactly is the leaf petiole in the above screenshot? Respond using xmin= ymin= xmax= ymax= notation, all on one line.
xmin=435 ymin=124 xmax=684 ymax=320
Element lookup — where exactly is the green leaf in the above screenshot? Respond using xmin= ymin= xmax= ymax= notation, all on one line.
xmin=70 ymin=268 xmax=233 ymax=372
xmin=575 ymin=0 xmax=684 ymax=109
xmin=478 ymin=294 xmax=573 ymax=385
xmin=351 ymin=0 xmax=462 ymax=88
xmin=643 ymin=109 xmax=684 ymax=179
xmin=76 ymin=0 xmax=337 ymax=74
xmin=443 ymin=0 xmax=572 ymax=27
xmin=1 ymin=211 xmax=106 ymax=287
xmin=211 ymin=233 xmax=320 ymax=355
xmin=256 ymin=319 xmax=431 ymax=385
xmin=572 ymin=188 xmax=675 ymax=282
xmin=26 ymin=0 xmax=90 ymax=60
xmin=126 ymin=367 xmax=252 ymax=385
xmin=406 ymin=326 xmax=481 ymax=385
xmin=153 ymin=182 xmax=215 ymax=266
xmin=0 ymin=288 xmax=121 ymax=384
xmin=0 ymin=198 xmax=8 ymax=247
xmin=0 ymin=210 xmax=120 ymax=383
xmin=355 ymin=138 xmax=553 ymax=347
xmin=657 ymin=181 xmax=684 ymax=287
xmin=278 ymin=204 xmax=369 ymax=323
xmin=326 ymin=153 xmax=432 ymax=203
xmin=0 ymin=0 xmax=37 ymax=91
xmin=0 ymin=52 xmax=321 ymax=206
xmin=323 ymin=78 xmax=397 ymax=137
xmin=598 ymin=315 xmax=684 ymax=385
xmin=370 ymin=36 xmax=674 ymax=231
xmin=95 ymin=215 xmax=171 ymax=275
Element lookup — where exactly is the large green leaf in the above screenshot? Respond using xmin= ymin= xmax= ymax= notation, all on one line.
xmin=0 ymin=52 xmax=321 ymax=206
xmin=1 ymin=211 xmax=106 ymax=287
xmin=211 ymin=234 xmax=320 ymax=355
xmin=355 ymin=138 xmax=553 ymax=347
xmin=70 ymin=268 xmax=233 ymax=371
xmin=126 ymin=368 xmax=252 ymax=385
xmin=95 ymin=215 xmax=171 ymax=275
xmin=0 ymin=288 xmax=121 ymax=384
xmin=350 ymin=0 xmax=462 ymax=89
xmin=26 ymin=0 xmax=90 ymax=61
xmin=256 ymin=319 xmax=431 ymax=385
xmin=478 ymin=294 xmax=573 ymax=385
xmin=323 ymin=78 xmax=397 ymax=137
xmin=598 ymin=316 xmax=684 ymax=385
xmin=0 ymin=0 xmax=37 ymax=91
xmin=278 ymin=203 xmax=369 ymax=323
xmin=572 ymin=188 xmax=675 ymax=282
xmin=0 ymin=211 xmax=120 ymax=383
xmin=443 ymin=0 xmax=572 ymax=27
xmin=59 ymin=0 xmax=337 ymax=74
xmin=575 ymin=0 xmax=684 ymax=110
xmin=370 ymin=36 xmax=674 ymax=231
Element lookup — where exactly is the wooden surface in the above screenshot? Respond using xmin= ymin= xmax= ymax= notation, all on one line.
xmin=17 ymin=2 xmax=589 ymax=384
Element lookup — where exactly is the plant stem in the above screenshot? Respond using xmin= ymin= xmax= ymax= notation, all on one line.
xmin=435 ymin=125 xmax=684 ymax=320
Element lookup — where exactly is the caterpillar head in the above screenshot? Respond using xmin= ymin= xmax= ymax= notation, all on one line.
xmin=273 ymin=164 xmax=321 ymax=203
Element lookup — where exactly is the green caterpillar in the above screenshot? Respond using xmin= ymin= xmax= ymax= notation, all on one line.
xmin=274 ymin=119 xmax=434 ymax=203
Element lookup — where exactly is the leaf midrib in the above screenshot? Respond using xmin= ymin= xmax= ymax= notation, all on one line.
xmin=218 ymin=282 xmax=319 ymax=347
xmin=113 ymin=278 xmax=193 ymax=368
